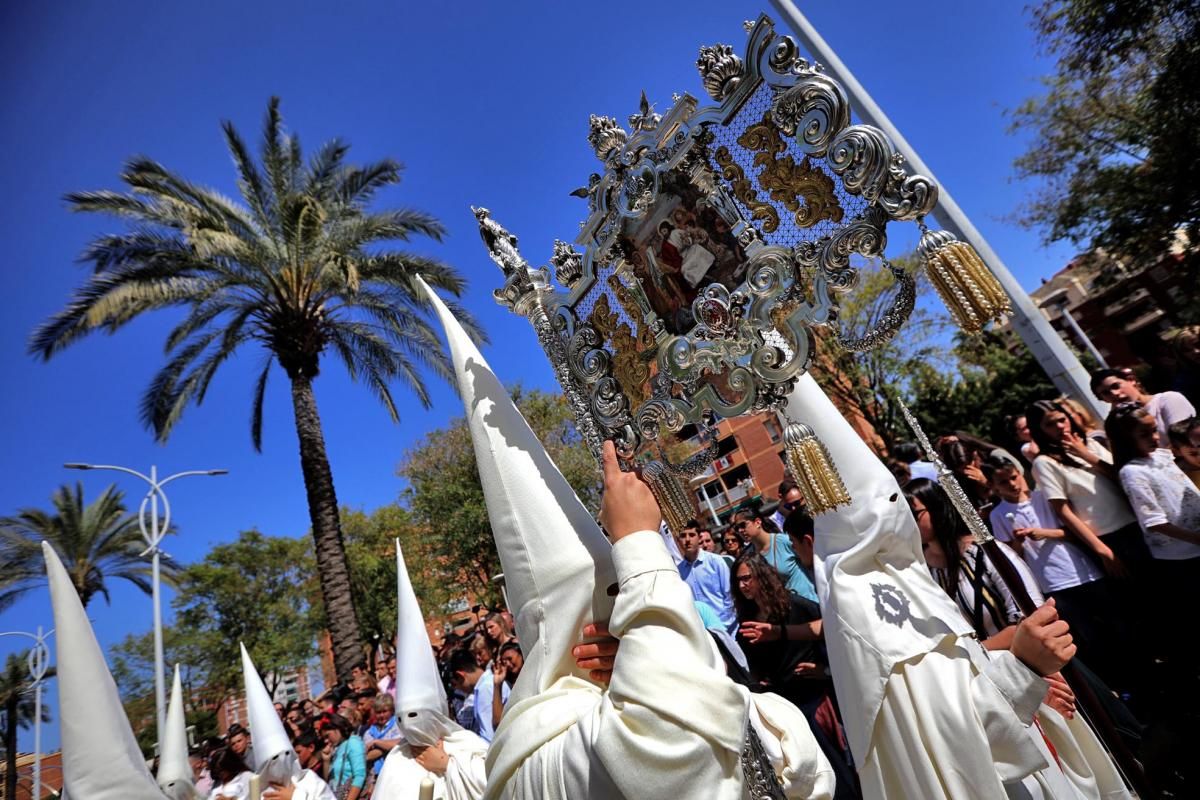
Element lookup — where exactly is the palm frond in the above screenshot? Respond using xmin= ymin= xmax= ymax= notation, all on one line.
xmin=250 ymin=358 xmax=272 ymax=451
xmin=222 ymin=120 xmax=276 ymax=236
xmin=334 ymin=160 xmax=401 ymax=207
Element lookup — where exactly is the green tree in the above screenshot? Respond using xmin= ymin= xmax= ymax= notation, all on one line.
xmin=30 ymin=98 xmax=485 ymax=679
xmin=1 ymin=650 xmax=53 ymax=800
xmin=813 ymin=256 xmax=953 ymax=451
xmin=1010 ymin=0 xmax=1200 ymax=308
xmin=172 ymin=530 xmax=320 ymax=701
xmin=0 ymin=483 xmax=178 ymax=611
xmin=398 ymin=388 xmax=600 ymax=607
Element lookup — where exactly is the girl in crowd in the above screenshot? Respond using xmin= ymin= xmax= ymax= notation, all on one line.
xmin=1056 ymin=395 xmax=1107 ymax=446
xmin=1091 ymin=367 xmax=1196 ymax=441
xmin=1026 ymin=399 xmax=1146 ymax=578
xmin=207 ymin=746 xmax=253 ymax=800
xmin=730 ymin=552 xmax=858 ymax=799
xmin=1107 ymin=403 xmax=1200 ymax=680
xmin=322 ymin=713 xmax=366 ymax=800
xmin=903 ymin=479 xmax=1076 ymax=719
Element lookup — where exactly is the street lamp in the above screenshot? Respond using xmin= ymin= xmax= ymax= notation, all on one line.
xmin=0 ymin=626 xmax=53 ymax=800
xmin=63 ymin=462 xmax=226 ymax=741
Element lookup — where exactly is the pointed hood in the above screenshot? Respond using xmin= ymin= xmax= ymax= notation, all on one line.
xmin=157 ymin=664 xmax=194 ymax=793
xmin=394 ymin=538 xmax=454 ymax=744
xmin=781 ymin=373 xmax=973 ymax=759
xmin=42 ymin=541 xmax=165 ymax=799
xmin=239 ymin=643 xmax=292 ymax=770
xmin=415 ymin=275 xmax=617 ymax=710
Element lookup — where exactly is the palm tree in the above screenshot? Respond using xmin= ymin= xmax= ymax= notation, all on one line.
xmin=30 ymin=98 xmax=484 ymax=680
xmin=1 ymin=650 xmax=54 ymax=800
xmin=0 ymin=482 xmax=174 ymax=610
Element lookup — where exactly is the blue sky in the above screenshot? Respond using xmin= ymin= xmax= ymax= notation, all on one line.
xmin=0 ymin=1 xmax=1075 ymax=751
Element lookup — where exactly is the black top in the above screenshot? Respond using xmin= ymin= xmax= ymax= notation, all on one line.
xmin=740 ymin=595 xmax=828 ymax=706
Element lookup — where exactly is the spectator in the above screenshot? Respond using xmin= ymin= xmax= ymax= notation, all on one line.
xmin=984 ymin=455 xmax=1130 ymax=693
xmin=448 ymin=647 xmax=507 ymax=744
xmin=225 ymin=723 xmax=254 ymax=771
xmin=322 ymin=713 xmax=366 ymax=800
xmin=354 ymin=688 xmax=377 ymax=735
xmin=292 ymin=730 xmax=325 ymax=780
xmin=730 ymin=553 xmax=859 ymax=799
xmin=782 ymin=509 xmax=818 ymax=591
xmin=491 ymin=640 xmax=524 ymax=730
xmin=470 ymin=633 xmax=494 ymax=671
xmin=698 ymin=528 xmax=716 ymax=553
xmin=362 ymin=693 xmax=402 ymax=782
xmin=1168 ymin=417 xmax=1200 ymax=489
xmin=282 ymin=703 xmax=306 ymax=740
xmin=1091 ymin=367 xmax=1196 ymax=441
xmin=377 ymin=655 xmax=396 ymax=697
xmin=301 ymin=698 xmax=319 ymax=718
xmin=1056 ymin=396 xmax=1108 ymax=447
xmin=1169 ymin=324 xmax=1200 ymax=404
xmin=1026 ymin=399 xmax=1147 ymax=578
xmin=207 ymin=746 xmax=253 ymax=800
xmin=885 ymin=459 xmax=911 ymax=486
xmin=483 ymin=612 xmax=513 ymax=651
xmin=273 ymin=701 xmax=285 ymax=719
xmin=771 ymin=480 xmax=803 ymax=530
xmin=939 ymin=438 xmax=994 ymax=513
xmin=734 ymin=508 xmax=818 ymax=603
xmin=1005 ymin=413 xmax=1039 ymax=464
xmin=720 ymin=528 xmax=743 ymax=561
xmin=676 ymin=520 xmax=737 ymax=633
xmin=903 ymin=480 xmax=1077 ymax=721
xmin=891 ymin=441 xmax=938 ymax=482
xmin=189 ymin=748 xmax=212 ymax=796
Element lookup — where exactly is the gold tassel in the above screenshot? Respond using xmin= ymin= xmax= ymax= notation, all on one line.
xmin=641 ymin=459 xmax=698 ymax=535
xmin=784 ymin=422 xmax=851 ymax=514
xmin=918 ymin=224 xmax=1013 ymax=334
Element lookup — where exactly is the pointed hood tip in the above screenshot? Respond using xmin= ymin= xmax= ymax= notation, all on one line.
xmin=240 ymin=645 xmax=292 ymax=770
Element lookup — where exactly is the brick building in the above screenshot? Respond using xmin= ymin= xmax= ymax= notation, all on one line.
xmin=217 ymin=663 xmax=316 ymax=733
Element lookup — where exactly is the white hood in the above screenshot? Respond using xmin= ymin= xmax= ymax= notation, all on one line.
xmin=239 ymin=642 xmax=292 ymax=771
xmin=393 ymin=537 xmax=456 ymax=745
xmin=157 ymin=664 xmax=195 ymax=794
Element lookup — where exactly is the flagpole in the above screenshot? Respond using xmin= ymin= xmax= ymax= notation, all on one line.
xmin=767 ymin=0 xmax=1109 ymax=421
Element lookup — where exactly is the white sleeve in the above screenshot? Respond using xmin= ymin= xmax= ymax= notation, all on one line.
xmin=445 ymin=750 xmax=488 ymax=800
xmin=1031 ymin=458 xmax=1066 ymax=502
xmin=1161 ymin=392 xmax=1197 ymax=427
xmin=1120 ymin=464 xmax=1167 ymax=528
xmin=990 ymin=507 xmax=1015 ymax=542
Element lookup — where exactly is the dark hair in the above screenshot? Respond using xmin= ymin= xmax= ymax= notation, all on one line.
xmin=448 ymin=647 xmax=480 ymax=675
xmin=891 ymin=442 xmax=922 ymax=464
xmin=658 ymin=221 xmax=673 ymax=235
xmin=886 ymin=459 xmax=912 ymax=484
xmin=731 ymin=553 xmax=791 ymax=625
xmin=324 ymin=713 xmax=355 ymax=740
xmin=498 ymin=640 xmax=522 ymax=660
xmin=1026 ymin=399 xmax=1090 ymax=466
xmin=777 ymin=479 xmax=798 ymax=497
xmin=354 ymin=687 xmax=377 ymax=700
xmin=225 ymin=723 xmax=248 ymax=740
xmin=981 ymin=454 xmax=1019 ymax=482
xmin=293 ymin=730 xmax=320 ymax=751
xmin=208 ymin=746 xmax=250 ymax=783
xmin=782 ymin=508 xmax=814 ymax=541
xmin=903 ymin=479 xmax=970 ymax=594
xmin=1089 ymin=368 xmax=1124 ymax=395
xmin=682 ymin=519 xmax=701 ymax=532
xmin=1104 ymin=402 xmax=1154 ymax=469
xmin=1168 ymin=417 xmax=1199 ymax=447
xmin=351 ymin=661 xmax=368 ymax=673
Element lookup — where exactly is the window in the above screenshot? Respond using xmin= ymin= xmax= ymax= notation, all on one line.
xmin=763 ymin=416 xmax=783 ymax=444
xmin=716 ymin=437 xmax=740 ymax=458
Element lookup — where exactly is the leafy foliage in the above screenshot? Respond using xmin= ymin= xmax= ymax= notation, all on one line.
xmin=1010 ymin=0 xmax=1200 ymax=305
xmin=398 ymin=388 xmax=601 ymax=607
xmin=171 ymin=530 xmax=320 ymax=701
xmin=0 ymin=483 xmax=179 ymax=611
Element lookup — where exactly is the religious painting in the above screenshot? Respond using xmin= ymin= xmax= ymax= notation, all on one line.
xmin=616 ymin=168 xmax=747 ymax=336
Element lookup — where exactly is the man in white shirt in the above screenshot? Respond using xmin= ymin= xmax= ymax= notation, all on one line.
xmin=676 ymin=520 xmax=738 ymax=633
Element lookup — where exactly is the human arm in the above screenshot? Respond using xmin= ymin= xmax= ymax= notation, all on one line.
xmin=1118 ymin=462 xmax=1200 ymax=545
xmin=1047 ymin=499 xmax=1127 ymax=577
xmin=344 ymin=737 xmax=367 ymax=796
xmin=1147 ymin=522 xmax=1200 ymax=545
xmin=1013 ymin=526 xmax=1066 ymax=541
xmin=1061 ymin=431 xmax=1119 ymax=480
xmin=739 ymin=619 xmax=822 ymax=644
xmin=492 ymin=661 xmax=507 ymax=730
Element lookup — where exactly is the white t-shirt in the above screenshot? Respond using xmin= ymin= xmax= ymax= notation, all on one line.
xmin=990 ymin=492 xmax=1105 ymax=592
xmin=1118 ymin=448 xmax=1200 ymax=561
xmin=1145 ymin=391 xmax=1196 ymax=441
xmin=1031 ymin=440 xmax=1135 ymax=535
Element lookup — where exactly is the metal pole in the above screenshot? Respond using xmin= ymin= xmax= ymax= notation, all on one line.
xmin=0 ymin=628 xmax=52 ymax=800
xmin=1059 ymin=304 xmax=1108 ymax=368
xmin=150 ymin=464 xmax=166 ymax=741
xmin=766 ymin=0 xmax=1109 ymax=422
xmin=33 ymin=673 xmax=41 ymax=800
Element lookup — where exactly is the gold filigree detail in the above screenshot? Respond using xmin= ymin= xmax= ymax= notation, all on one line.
xmin=738 ymin=112 xmax=843 ymax=229
xmin=589 ymin=294 xmax=651 ymax=406
xmin=714 ymin=146 xmax=780 ymax=233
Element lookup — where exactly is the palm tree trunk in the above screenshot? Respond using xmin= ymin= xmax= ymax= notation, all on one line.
xmin=288 ymin=374 xmax=363 ymax=682
xmin=3 ymin=693 xmax=17 ymax=800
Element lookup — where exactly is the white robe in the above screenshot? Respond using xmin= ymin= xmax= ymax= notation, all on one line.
xmin=782 ymin=374 xmax=1130 ymax=800
xmin=289 ymin=769 xmax=337 ymax=800
xmin=372 ymin=731 xmax=488 ymax=800
xmin=484 ymin=530 xmax=835 ymax=800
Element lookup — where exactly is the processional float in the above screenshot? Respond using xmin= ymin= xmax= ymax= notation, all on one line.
xmin=474 ymin=14 xmax=1008 ymax=529
xmin=470 ymin=14 xmax=1147 ymax=796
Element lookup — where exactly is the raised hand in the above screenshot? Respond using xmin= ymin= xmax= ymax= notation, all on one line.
xmin=598 ymin=440 xmax=662 ymax=541
xmin=1012 ymin=599 xmax=1076 ymax=676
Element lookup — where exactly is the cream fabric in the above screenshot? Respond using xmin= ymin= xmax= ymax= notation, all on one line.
xmin=371 ymin=731 xmax=488 ymax=800
xmin=393 ymin=538 xmax=454 ymax=745
xmin=239 ymin=643 xmax=293 ymax=770
xmin=42 ymin=542 xmax=165 ymax=799
xmin=1031 ymin=442 xmax=1135 ymax=535
xmin=784 ymin=374 xmax=1130 ymax=799
xmin=417 ymin=277 xmax=833 ymax=799
xmin=290 ymin=770 xmax=337 ymax=800
xmin=159 ymin=665 xmax=196 ymax=794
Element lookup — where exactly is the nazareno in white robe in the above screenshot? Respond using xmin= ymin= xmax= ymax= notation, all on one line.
xmin=289 ymin=769 xmax=337 ymax=800
xmin=371 ymin=730 xmax=488 ymax=800
xmin=784 ymin=373 xmax=1130 ymax=800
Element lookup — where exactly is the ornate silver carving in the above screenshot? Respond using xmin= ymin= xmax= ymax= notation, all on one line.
xmin=794 ymin=207 xmax=889 ymax=292
xmin=627 ymin=90 xmax=662 ymax=133
xmin=587 ymin=115 xmax=627 ymax=162
xmin=741 ymin=724 xmax=788 ymax=799
xmin=832 ymin=258 xmax=916 ymax=352
xmin=550 ymin=240 xmax=584 ymax=289
xmin=771 ymin=72 xmax=850 ymax=156
xmin=696 ymin=44 xmax=745 ymax=101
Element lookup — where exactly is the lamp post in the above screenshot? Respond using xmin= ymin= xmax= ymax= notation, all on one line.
xmin=0 ymin=626 xmax=53 ymax=800
xmin=63 ymin=463 xmax=226 ymax=741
